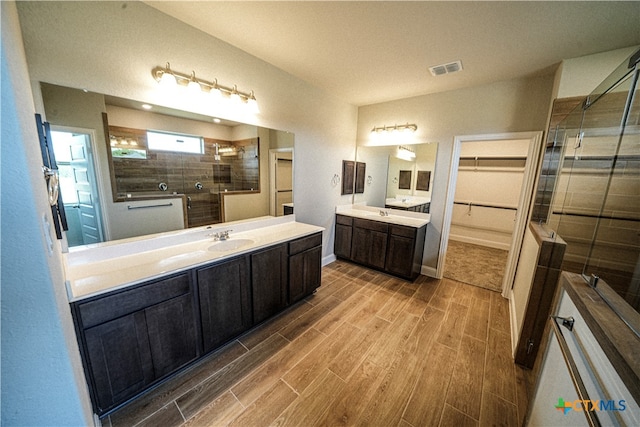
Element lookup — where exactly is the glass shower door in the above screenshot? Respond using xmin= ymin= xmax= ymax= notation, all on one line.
xmin=582 ymin=65 xmax=640 ymax=310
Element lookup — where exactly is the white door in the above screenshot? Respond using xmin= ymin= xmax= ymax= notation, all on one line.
xmin=51 ymin=129 xmax=105 ymax=246
xmin=270 ymin=149 xmax=294 ymax=216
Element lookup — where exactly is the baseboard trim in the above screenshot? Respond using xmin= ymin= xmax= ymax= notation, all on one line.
xmin=508 ymin=289 xmax=519 ymax=357
xmin=322 ymin=254 xmax=337 ymax=267
xmin=421 ymin=265 xmax=438 ymax=278
xmin=449 ymin=235 xmax=511 ymax=251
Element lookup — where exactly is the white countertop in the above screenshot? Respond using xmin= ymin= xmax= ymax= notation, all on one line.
xmin=336 ymin=205 xmax=430 ymax=228
xmin=64 ymin=216 xmax=323 ymax=302
xmin=384 ymin=197 xmax=431 ymax=209
xmin=385 ymin=200 xmax=430 ymax=209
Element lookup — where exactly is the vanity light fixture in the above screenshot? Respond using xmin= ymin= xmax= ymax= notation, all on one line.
xmin=152 ymin=62 xmax=259 ymax=113
xmin=397 ymin=145 xmax=416 ymax=160
xmin=371 ymin=123 xmax=418 ymax=134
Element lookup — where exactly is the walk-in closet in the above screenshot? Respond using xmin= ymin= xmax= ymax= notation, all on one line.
xmin=445 ymin=138 xmax=530 ymax=292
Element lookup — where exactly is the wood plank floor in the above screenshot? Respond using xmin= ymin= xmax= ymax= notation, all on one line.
xmin=105 ymin=261 xmax=530 ymax=427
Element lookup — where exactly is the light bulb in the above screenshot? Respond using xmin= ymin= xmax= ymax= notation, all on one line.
xmin=187 ymin=71 xmax=202 ymax=95
xmin=159 ymin=71 xmax=177 ymax=88
xmin=187 ymin=80 xmax=201 ymax=95
xmin=247 ymin=94 xmax=259 ymax=114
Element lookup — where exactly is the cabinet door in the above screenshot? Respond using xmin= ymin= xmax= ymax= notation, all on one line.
xmin=197 ymin=256 xmax=252 ymax=353
xmin=252 ymin=244 xmax=288 ymax=324
xmin=145 ymin=293 xmax=198 ymax=378
xmin=352 ymin=227 xmax=387 ymax=269
xmin=84 ymin=312 xmax=154 ymax=413
xmin=385 ymin=234 xmax=415 ymax=278
xmin=334 ymin=223 xmax=353 ymax=259
xmin=290 ymin=246 xmax=322 ymax=303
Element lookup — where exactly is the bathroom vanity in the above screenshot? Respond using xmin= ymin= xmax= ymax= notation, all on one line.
xmin=384 ymin=197 xmax=430 ymax=213
xmin=335 ymin=206 xmax=429 ymax=280
xmin=65 ymin=216 xmax=323 ymax=416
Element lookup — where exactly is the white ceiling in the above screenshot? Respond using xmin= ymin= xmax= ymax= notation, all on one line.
xmin=146 ymin=1 xmax=640 ymax=106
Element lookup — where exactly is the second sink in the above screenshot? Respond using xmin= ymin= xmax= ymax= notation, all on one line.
xmin=208 ymin=238 xmax=255 ymax=252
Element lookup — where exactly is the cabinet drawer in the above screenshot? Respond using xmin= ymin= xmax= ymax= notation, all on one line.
xmin=353 ymin=218 xmax=388 ymax=233
xmin=77 ymin=273 xmax=192 ymax=329
xmin=289 ymin=232 xmax=322 ymax=255
xmin=336 ymin=214 xmax=353 ymax=226
xmin=390 ymin=225 xmax=415 ymax=238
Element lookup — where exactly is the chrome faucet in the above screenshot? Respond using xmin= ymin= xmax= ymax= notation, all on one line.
xmin=209 ymin=229 xmax=233 ymax=241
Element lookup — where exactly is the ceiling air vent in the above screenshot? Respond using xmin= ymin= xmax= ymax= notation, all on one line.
xmin=428 ymin=60 xmax=463 ymax=77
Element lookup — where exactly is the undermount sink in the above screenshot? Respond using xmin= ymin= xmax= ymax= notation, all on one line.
xmin=208 ymin=238 xmax=255 ymax=252
xmin=158 ymin=250 xmax=206 ymax=268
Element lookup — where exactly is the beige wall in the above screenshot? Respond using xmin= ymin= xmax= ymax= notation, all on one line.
xmin=554 ymin=46 xmax=639 ymax=99
xmin=358 ymin=74 xmax=555 ymax=269
xmin=1 ymin=2 xmax=94 ymax=423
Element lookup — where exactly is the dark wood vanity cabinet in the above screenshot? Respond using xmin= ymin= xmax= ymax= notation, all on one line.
xmin=335 ymin=214 xmax=426 ymax=280
xmin=351 ymin=218 xmax=388 ymax=269
xmin=72 ymin=232 xmax=323 ymax=416
xmin=289 ymin=232 xmax=322 ymax=304
xmin=385 ymin=225 xmax=427 ymax=279
xmin=72 ymin=272 xmax=199 ymax=414
xmin=251 ymin=243 xmax=289 ymax=324
xmin=385 ymin=202 xmax=430 ymax=213
xmin=334 ymin=215 xmax=354 ymax=259
xmin=197 ymin=255 xmax=252 ymax=353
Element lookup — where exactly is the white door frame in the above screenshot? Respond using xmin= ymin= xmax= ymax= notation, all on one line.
xmin=50 ymin=125 xmax=109 ymax=245
xmin=437 ymin=131 xmax=543 ymax=297
xmin=269 ymin=147 xmax=294 ymax=216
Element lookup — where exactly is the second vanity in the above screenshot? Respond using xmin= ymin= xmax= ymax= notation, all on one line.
xmin=65 ymin=216 xmax=323 ymax=416
xmin=334 ymin=205 xmax=429 ymax=280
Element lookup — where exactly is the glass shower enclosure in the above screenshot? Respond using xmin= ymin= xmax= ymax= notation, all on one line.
xmin=535 ymin=48 xmax=640 ymax=331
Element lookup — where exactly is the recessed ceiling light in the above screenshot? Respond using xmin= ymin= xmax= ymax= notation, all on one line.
xmin=141 ymin=104 xmax=152 ymax=110
xmin=213 ymin=118 xmax=221 ymax=123
xmin=428 ymin=60 xmax=463 ymax=77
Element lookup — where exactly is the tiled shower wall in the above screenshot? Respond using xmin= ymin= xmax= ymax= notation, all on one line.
xmin=544 ymin=91 xmax=640 ymax=307
xmin=109 ymin=125 xmax=259 ymax=228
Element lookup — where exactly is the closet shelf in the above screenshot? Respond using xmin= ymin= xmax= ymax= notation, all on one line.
xmin=454 ymin=200 xmax=518 ymax=211
xmin=459 ymin=156 xmax=527 ymax=161
xmin=458 ymin=166 xmax=525 ymax=172
xmin=459 ymin=156 xmax=527 ymax=171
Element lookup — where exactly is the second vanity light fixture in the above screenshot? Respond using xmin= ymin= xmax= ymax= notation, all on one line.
xmin=370 ymin=123 xmax=418 ymax=134
xmin=152 ymin=62 xmax=259 ymax=114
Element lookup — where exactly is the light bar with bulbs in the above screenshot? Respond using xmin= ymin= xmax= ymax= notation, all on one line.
xmin=152 ymin=62 xmax=259 ymax=113
xmin=371 ymin=123 xmax=417 ymax=134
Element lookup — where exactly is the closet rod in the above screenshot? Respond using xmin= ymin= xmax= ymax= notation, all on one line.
xmin=459 ymin=156 xmax=526 ymax=161
xmin=454 ymin=201 xmax=517 ymax=211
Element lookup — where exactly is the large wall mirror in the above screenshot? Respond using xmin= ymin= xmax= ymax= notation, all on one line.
xmin=41 ymin=82 xmax=294 ymax=247
xmin=354 ymin=143 xmax=438 ymax=212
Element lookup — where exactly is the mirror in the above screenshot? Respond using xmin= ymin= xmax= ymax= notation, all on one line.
xmin=41 ymin=82 xmax=294 ymax=246
xmin=354 ymin=143 xmax=438 ymax=212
